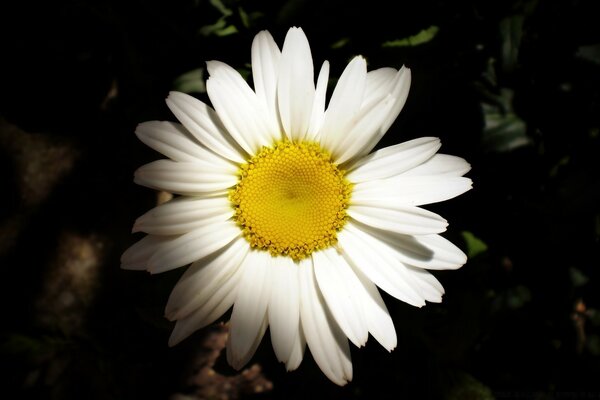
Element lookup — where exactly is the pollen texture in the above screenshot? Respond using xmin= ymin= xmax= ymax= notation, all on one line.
xmin=230 ymin=141 xmax=352 ymax=260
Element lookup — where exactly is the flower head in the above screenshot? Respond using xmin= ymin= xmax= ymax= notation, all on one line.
xmin=122 ymin=27 xmax=472 ymax=385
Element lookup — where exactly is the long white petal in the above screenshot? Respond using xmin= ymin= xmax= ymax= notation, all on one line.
xmin=352 ymin=176 xmax=473 ymax=207
xmin=355 ymin=67 xmax=412 ymax=158
xmin=405 ymin=266 xmax=445 ymax=303
xmin=268 ymin=256 xmax=301 ymax=364
xmin=120 ymin=234 xmax=173 ymax=270
xmin=319 ymin=56 xmax=367 ymax=156
xmin=277 ymin=27 xmax=315 ymax=141
xmin=350 ymin=266 xmax=397 ymax=351
xmin=306 ymin=61 xmax=330 ymax=141
xmin=338 ymin=225 xmax=426 ymax=307
xmin=251 ymin=30 xmax=281 ymax=131
xmin=147 ymin=219 xmax=240 ymax=274
xmin=133 ymin=196 xmax=233 ymax=235
xmin=364 ymin=67 xmax=398 ymax=105
xmin=347 ymin=137 xmax=441 ymax=181
xmin=165 ymin=238 xmax=249 ymax=320
xmin=299 ymin=258 xmax=352 ymax=386
xmin=167 ymin=261 xmax=243 ymax=346
xmin=135 ymin=121 xmax=232 ymax=167
xmin=134 ymin=159 xmax=238 ymax=196
xmin=402 ymin=154 xmax=472 ymax=177
xmin=313 ymin=249 xmax=368 ymax=347
xmin=348 ymin=204 xmax=448 ymax=235
xmin=285 ymin=326 xmax=306 ymax=371
xmin=227 ymin=250 xmax=272 ymax=370
xmin=165 ymin=92 xmax=245 ymax=163
xmin=206 ymin=61 xmax=277 ymax=154
xmin=349 ymin=221 xmax=467 ymax=270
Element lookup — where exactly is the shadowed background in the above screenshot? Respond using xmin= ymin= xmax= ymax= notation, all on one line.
xmin=1 ymin=0 xmax=599 ymax=399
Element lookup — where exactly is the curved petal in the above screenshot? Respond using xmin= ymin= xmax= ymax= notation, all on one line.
xmin=405 ymin=266 xmax=445 ymax=303
xmin=120 ymin=234 xmax=173 ymax=270
xmin=319 ymin=56 xmax=367 ymax=157
xmin=349 ymin=266 xmax=397 ymax=351
xmin=268 ymin=257 xmax=300 ymax=365
xmin=135 ymin=121 xmax=232 ymax=168
xmin=338 ymin=224 xmax=426 ymax=307
xmin=352 ymin=176 xmax=473 ymax=207
xmin=165 ymin=92 xmax=245 ymax=163
xmin=133 ymin=196 xmax=233 ymax=235
xmin=167 ymin=259 xmax=243 ymax=346
xmin=147 ymin=219 xmax=240 ymax=274
xmin=306 ymin=61 xmax=330 ymax=141
xmin=402 ymin=154 xmax=472 ymax=177
xmin=364 ymin=67 xmax=398 ymax=105
xmin=251 ymin=30 xmax=281 ymax=131
xmin=165 ymin=238 xmax=249 ymax=320
xmin=277 ymin=27 xmax=315 ymax=141
xmin=134 ymin=159 xmax=238 ymax=196
xmin=347 ymin=137 xmax=441 ymax=182
xmin=348 ymin=204 xmax=448 ymax=235
xmin=298 ymin=257 xmax=352 ymax=386
xmin=227 ymin=250 xmax=272 ymax=370
xmin=313 ymin=249 xmax=369 ymax=347
xmin=285 ymin=326 xmax=306 ymax=371
xmin=207 ymin=61 xmax=278 ymax=154
xmin=353 ymin=67 xmax=412 ymax=159
xmin=349 ymin=221 xmax=467 ymax=270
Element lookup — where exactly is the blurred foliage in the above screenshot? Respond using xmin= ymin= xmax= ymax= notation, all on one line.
xmin=1 ymin=0 xmax=600 ymax=399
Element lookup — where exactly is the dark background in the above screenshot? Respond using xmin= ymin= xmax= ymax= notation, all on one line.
xmin=1 ymin=0 xmax=600 ymax=399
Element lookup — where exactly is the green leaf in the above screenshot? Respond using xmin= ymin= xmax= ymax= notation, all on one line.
xmin=382 ymin=26 xmax=439 ymax=48
xmin=569 ymin=267 xmax=589 ymax=287
xmin=199 ymin=17 xmax=238 ymax=37
xmin=331 ymin=37 xmax=350 ymax=49
xmin=500 ymin=15 xmax=524 ymax=72
xmin=481 ymin=88 xmax=531 ymax=152
xmin=461 ymin=231 xmax=488 ymax=258
xmin=576 ymin=44 xmax=600 ymax=65
xmin=209 ymin=0 xmax=232 ymax=17
xmin=172 ymin=68 xmax=206 ymax=94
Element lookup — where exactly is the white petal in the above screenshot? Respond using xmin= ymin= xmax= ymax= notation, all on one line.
xmin=134 ymin=159 xmax=238 ymax=196
xmin=251 ymin=30 xmax=281 ymax=131
xmin=313 ymin=249 xmax=368 ymax=347
xmin=206 ymin=61 xmax=277 ymax=154
xmin=338 ymin=225 xmax=426 ymax=307
xmin=277 ymin=27 xmax=315 ymax=141
xmin=268 ymin=256 xmax=301 ymax=365
xmin=285 ymin=326 xmax=306 ymax=371
xmin=133 ymin=196 xmax=233 ymax=235
xmin=405 ymin=267 xmax=445 ymax=303
xmin=379 ymin=66 xmax=412 ymax=136
xmin=227 ymin=250 xmax=272 ymax=370
xmin=364 ymin=67 xmax=398 ymax=105
xmin=333 ymin=93 xmax=396 ymax=164
xmin=319 ymin=56 xmax=367 ymax=156
xmin=299 ymin=258 xmax=352 ymax=386
xmin=402 ymin=154 xmax=472 ymax=177
xmin=348 ymin=205 xmax=448 ymax=235
xmin=166 ymin=92 xmax=245 ymax=163
xmin=165 ymin=238 xmax=249 ymax=320
xmin=135 ymin=121 xmax=233 ymax=168
xmin=352 ymin=176 xmax=473 ymax=207
xmin=347 ymin=137 xmax=441 ymax=182
xmin=147 ymin=219 xmax=240 ymax=274
xmin=350 ymin=266 xmax=397 ymax=351
xmin=168 ymin=260 xmax=243 ymax=346
xmin=121 ymin=234 xmax=172 ymax=270
xmin=356 ymin=67 xmax=412 ymax=158
xmin=306 ymin=61 xmax=330 ymax=141
xmin=349 ymin=221 xmax=467 ymax=270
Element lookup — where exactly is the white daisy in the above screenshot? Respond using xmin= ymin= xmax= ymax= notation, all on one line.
xmin=122 ymin=27 xmax=472 ymax=386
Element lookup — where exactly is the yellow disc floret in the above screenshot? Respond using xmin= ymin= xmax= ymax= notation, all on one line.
xmin=229 ymin=141 xmax=352 ymax=261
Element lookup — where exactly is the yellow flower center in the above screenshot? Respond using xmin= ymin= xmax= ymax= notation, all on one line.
xmin=230 ymin=141 xmax=352 ymax=260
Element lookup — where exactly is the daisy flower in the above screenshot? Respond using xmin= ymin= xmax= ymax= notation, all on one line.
xmin=122 ymin=27 xmax=472 ymax=385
